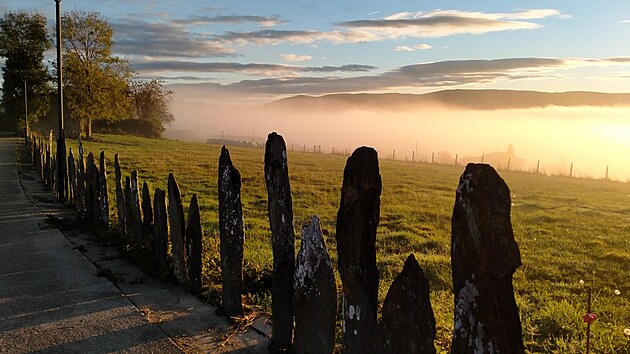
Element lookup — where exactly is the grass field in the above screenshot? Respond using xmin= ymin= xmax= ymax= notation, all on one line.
xmin=64 ymin=133 xmax=630 ymax=353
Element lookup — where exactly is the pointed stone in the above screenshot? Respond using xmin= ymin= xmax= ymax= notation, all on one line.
xmin=114 ymin=153 xmax=126 ymax=237
xmin=168 ymin=173 xmax=187 ymax=285
xmin=99 ymin=151 xmax=109 ymax=226
xmin=186 ymin=194 xmax=202 ymax=293
xmin=76 ymin=137 xmax=86 ymax=214
xmin=141 ymin=181 xmax=154 ymax=250
xmin=67 ymin=148 xmax=76 ymax=206
xmin=378 ymin=254 xmax=436 ymax=354
xmin=153 ymin=188 xmax=169 ymax=273
xmin=218 ymin=146 xmax=244 ymax=317
xmin=123 ymin=176 xmax=133 ymax=245
xmin=128 ymin=170 xmax=143 ymax=245
xmin=264 ymin=132 xmax=295 ymax=351
xmin=451 ymin=163 xmax=524 ymax=353
xmin=294 ymin=215 xmax=336 ymax=354
xmin=85 ymin=152 xmax=100 ymax=223
xmin=336 ymin=147 xmax=381 ymax=354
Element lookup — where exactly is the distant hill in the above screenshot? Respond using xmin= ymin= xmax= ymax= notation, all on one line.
xmin=162 ymin=129 xmax=204 ymax=142
xmin=266 ymin=89 xmax=630 ymax=111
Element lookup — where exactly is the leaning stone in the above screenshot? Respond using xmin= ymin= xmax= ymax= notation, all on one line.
xmin=153 ymin=188 xmax=169 ymax=273
xmin=377 ymin=254 xmax=436 ymax=354
xmin=128 ymin=170 xmax=143 ymax=245
xmin=185 ymin=194 xmax=202 ymax=293
xmin=98 ymin=151 xmax=109 ymax=226
xmin=335 ymin=147 xmax=381 ymax=354
xmin=218 ymin=146 xmax=244 ymax=317
xmin=451 ymin=163 xmax=524 ymax=353
xmin=141 ymin=181 xmax=153 ymax=250
xmin=114 ymin=153 xmax=126 ymax=237
xmin=294 ymin=215 xmax=336 ymax=354
xmin=264 ymin=132 xmax=295 ymax=351
xmin=168 ymin=173 xmax=187 ymax=285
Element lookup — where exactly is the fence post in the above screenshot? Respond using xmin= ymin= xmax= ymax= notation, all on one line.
xmin=336 ymin=147 xmax=381 ymax=354
xmin=264 ymin=132 xmax=295 ymax=351
xmin=451 ymin=163 xmax=524 ymax=353
xmin=377 ymin=254 xmax=436 ymax=353
xmin=168 ymin=173 xmax=188 ymax=285
xmin=141 ymin=181 xmax=153 ymax=250
xmin=153 ymin=188 xmax=169 ymax=273
xmin=294 ymin=215 xmax=336 ymax=354
xmin=114 ymin=153 xmax=126 ymax=237
xmin=185 ymin=194 xmax=202 ymax=293
xmin=98 ymin=151 xmax=109 ymax=226
xmin=128 ymin=170 xmax=143 ymax=244
xmin=218 ymin=146 xmax=245 ymax=317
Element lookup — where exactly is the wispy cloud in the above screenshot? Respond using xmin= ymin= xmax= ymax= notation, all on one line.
xmin=280 ymin=54 xmax=313 ymax=62
xmin=395 ymin=44 xmax=432 ymax=52
xmin=172 ymin=15 xmax=287 ymax=27
xmin=133 ymin=61 xmax=376 ymax=76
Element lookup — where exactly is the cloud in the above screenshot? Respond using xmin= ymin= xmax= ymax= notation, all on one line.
xmin=395 ymin=44 xmax=432 ymax=52
xmin=280 ymin=54 xmax=313 ymax=62
xmin=133 ymin=61 xmax=376 ymax=76
xmin=112 ymin=18 xmax=235 ymax=58
xmin=172 ymin=15 xmax=287 ymax=27
xmin=620 ymin=20 xmax=630 ymax=23
xmin=338 ymin=9 xmax=565 ymax=39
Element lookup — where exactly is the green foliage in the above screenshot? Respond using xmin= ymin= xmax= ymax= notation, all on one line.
xmin=66 ymin=134 xmax=630 ymax=352
xmin=128 ymin=79 xmax=174 ymax=137
xmin=0 ymin=11 xmax=52 ymax=132
xmin=62 ymin=10 xmax=132 ymax=137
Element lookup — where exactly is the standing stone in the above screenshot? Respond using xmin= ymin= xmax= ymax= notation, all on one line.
xmin=141 ymin=181 xmax=154 ymax=250
xmin=153 ymin=188 xmax=169 ymax=273
xmin=185 ymin=194 xmax=202 ymax=293
xmin=44 ymin=146 xmax=50 ymax=187
xmin=218 ymin=146 xmax=244 ymax=317
xmin=264 ymin=132 xmax=295 ymax=351
xmin=377 ymin=254 xmax=436 ymax=354
xmin=451 ymin=163 xmax=524 ymax=353
xmin=168 ymin=173 xmax=187 ymax=285
xmin=51 ymin=156 xmax=57 ymax=194
xmin=128 ymin=170 xmax=143 ymax=245
xmin=85 ymin=152 xmax=100 ymax=223
xmin=336 ymin=147 xmax=381 ymax=354
xmin=67 ymin=148 xmax=76 ymax=205
xmin=76 ymin=137 xmax=86 ymax=214
xmin=114 ymin=153 xmax=126 ymax=237
xmin=294 ymin=215 xmax=336 ymax=354
xmin=99 ymin=151 xmax=109 ymax=226
xmin=123 ymin=176 xmax=133 ymax=245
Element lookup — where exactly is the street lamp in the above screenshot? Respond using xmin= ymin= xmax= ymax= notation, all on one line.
xmin=55 ymin=0 xmax=67 ymax=202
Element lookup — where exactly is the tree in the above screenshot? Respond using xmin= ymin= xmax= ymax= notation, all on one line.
xmin=0 ymin=11 xmax=52 ymax=133
xmin=62 ymin=10 xmax=132 ymax=138
xmin=128 ymin=79 xmax=175 ymax=137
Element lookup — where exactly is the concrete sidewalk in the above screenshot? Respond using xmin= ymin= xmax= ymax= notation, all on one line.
xmin=0 ymin=135 xmax=182 ymax=353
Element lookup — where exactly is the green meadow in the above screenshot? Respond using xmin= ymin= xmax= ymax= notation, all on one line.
xmin=65 ymin=134 xmax=630 ymax=353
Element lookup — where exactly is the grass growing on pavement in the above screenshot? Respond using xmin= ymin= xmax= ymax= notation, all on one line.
xmin=63 ymin=133 xmax=630 ymax=353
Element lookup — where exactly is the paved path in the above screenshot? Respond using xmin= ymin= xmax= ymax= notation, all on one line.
xmin=0 ymin=134 xmax=182 ymax=353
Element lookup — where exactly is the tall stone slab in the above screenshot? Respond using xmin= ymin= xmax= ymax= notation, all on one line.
xmin=85 ymin=152 xmax=100 ymax=223
xmin=264 ymin=132 xmax=295 ymax=351
xmin=451 ymin=163 xmax=524 ymax=353
xmin=128 ymin=170 xmax=143 ymax=245
xmin=218 ymin=146 xmax=244 ymax=317
xmin=99 ymin=151 xmax=109 ymax=226
xmin=153 ymin=188 xmax=169 ymax=273
xmin=123 ymin=176 xmax=133 ymax=245
xmin=76 ymin=137 xmax=86 ymax=214
xmin=294 ymin=215 xmax=336 ymax=354
xmin=114 ymin=153 xmax=126 ymax=237
xmin=335 ymin=147 xmax=381 ymax=354
xmin=168 ymin=173 xmax=187 ymax=285
xmin=377 ymin=254 xmax=436 ymax=354
xmin=185 ymin=194 xmax=202 ymax=293
xmin=67 ymin=148 xmax=76 ymax=205
xmin=141 ymin=181 xmax=154 ymax=250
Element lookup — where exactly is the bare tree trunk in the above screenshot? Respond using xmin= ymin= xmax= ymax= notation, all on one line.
xmin=88 ymin=118 xmax=92 ymax=138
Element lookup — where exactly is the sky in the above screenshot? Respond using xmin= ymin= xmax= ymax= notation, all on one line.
xmin=3 ymin=0 xmax=630 ymax=104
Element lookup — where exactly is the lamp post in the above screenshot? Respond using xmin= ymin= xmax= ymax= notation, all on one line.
xmin=55 ymin=0 xmax=67 ymax=202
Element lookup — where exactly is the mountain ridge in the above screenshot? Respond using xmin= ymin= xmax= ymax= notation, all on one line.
xmin=266 ymin=89 xmax=630 ymax=111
